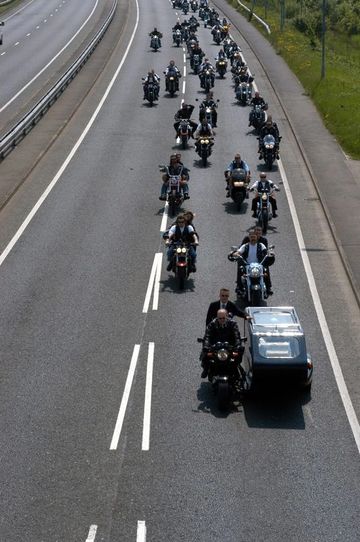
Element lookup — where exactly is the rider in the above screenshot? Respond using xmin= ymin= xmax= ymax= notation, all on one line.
xmin=174 ymin=103 xmax=198 ymax=138
xmin=249 ymin=172 xmax=279 ymax=218
xmin=224 ymin=153 xmax=250 ymax=195
xmin=249 ymin=91 xmax=267 ymax=126
xmin=234 ymin=229 xmax=273 ymax=297
xmin=199 ymin=58 xmax=215 ymax=89
xmin=199 ymin=91 xmax=218 ymax=127
xmin=143 ymin=69 xmax=160 ymax=100
xmin=258 ymin=115 xmax=281 ymax=158
xmin=201 ymin=309 xmax=242 ymax=378
xmin=194 ymin=118 xmax=215 ymax=153
xmin=159 ymin=154 xmax=190 ymax=200
xmin=149 ymin=27 xmax=163 ymax=47
xmin=172 ymin=20 xmax=183 ymax=32
xmin=166 ymin=214 xmax=198 ymax=272
xmin=190 ymin=42 xmax=205 ymax=66
xmin=164 ymin=60 xmax=181 ymax=91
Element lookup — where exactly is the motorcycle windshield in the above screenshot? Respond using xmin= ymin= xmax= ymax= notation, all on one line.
xmin=263 ymin=134 xmax=275 ymax=145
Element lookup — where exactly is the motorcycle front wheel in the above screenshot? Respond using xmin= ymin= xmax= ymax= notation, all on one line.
xmin=217 ymin=381 xmax=230 ymax=410
xmin=250 ymin=289 xmax=262 ymax=306
xmin=177 ymin=266 xmax=186 ymax=290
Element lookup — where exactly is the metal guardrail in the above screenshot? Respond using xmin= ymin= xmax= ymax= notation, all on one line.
xmin=236 ymin=0 xmax=271 ymax=34
xmin=0 ymin=0 xmax=117 ymax=160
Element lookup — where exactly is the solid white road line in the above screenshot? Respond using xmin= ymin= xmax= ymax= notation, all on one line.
xmin=0 ymin=0 xmax=99 ymax=112
xmin=142 ymin=253 xmax=162 ymax=313
xmin=160 ymin=201 xmax=169 ymax=232
xmin=142 ymin=342 xmax=155 ymax=451
xmin=110 ymin=345 xmax=141 ymax=450
xmin=85 ymin=524 xmax=98 ymax=542
xmin=279 ymin=159 xmax=360 ymax=453
xmin=0 ymin=0 xmax=139 ymax=268
xmin=152 ymin=255 xmax=162 ymax=311
xmin=137 ymin=521 xmax=146 ymax=541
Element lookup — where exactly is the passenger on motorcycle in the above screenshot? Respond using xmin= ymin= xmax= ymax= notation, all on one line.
xmin=164 ymin=60 xmax=182 ymax=91
xmin=143 ymin=70 xmax=160 ymax=100
xmin=199 ymin=92 xmax=218 ymax=126
xmin=258 ymin=115 xmax=281 ymax=158
xmin=201 ymin=309 xmax=242 ymax=378
xmin=224 ymin=153 xmax=250 ymax=195
xmin=166 ymin=214 xmax=198 ymax=272
xmin=249 ymin=172 xmax=279 ymax=218
xmin=149 ymin=27 xmax=163 ymax=47
xmin=159 ymin=155 xmax=190 ymax=200
xmin=174 ymin=103 xmax=198 ymax=138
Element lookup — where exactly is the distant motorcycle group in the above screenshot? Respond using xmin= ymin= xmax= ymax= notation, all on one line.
xmin=143 ymin=0 xmax=284 ymax=296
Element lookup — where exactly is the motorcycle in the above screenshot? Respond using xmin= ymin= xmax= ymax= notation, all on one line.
xmin=191 ymin=53 xmax=201 ymax=74
xmin=201 ymin=69 xmax=214 ymax=93
xmin=168 ymin=241 xmax=194 ymax=290
xmin=203 ymin=11 xmax=210 ymax=27
xmin=142 ymin=80 xmax=158 ymax=106
xmin=236 ymin=81 xmax=252 ymax=105
xmin=258 ymin=134 xmax=280 ymax=170
xmin=182 ymin=1 xmax=189 ymax=14
xmin=173 ymin=29 xmax=182 ymax=47
xmin=252 ymin=185 xmax=280 ymax=233
xmin=212 ymin=28 xmax=222 ymax=45
xmin=228 ymin=247 xmax=275 ymax=305
xmin=216 ymin=58 xmax=227 ymax=78
xmin=196 ymin=137 xmax=213 ymax=167
xmin=191 ymin=0 xmax=198 ymax=11
xmin=164 ymin=172 xmax=186 ymax=216
xmin=150 ymin=35 xmax=161 ymax=51
xmin=178 ymin=119 xmax=192 ymax=149
xmin=227 ymin=168 xmax=250 ymax=210
xmin=249 ymin=104 xmax=267 ymax=133
xmin=198 ymin=339 xmax=247 ymax=409
xmin=165 ymin=73 xmax=179 ymax=96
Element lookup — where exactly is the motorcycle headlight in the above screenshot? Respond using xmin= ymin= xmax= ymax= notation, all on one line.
xmin=176 ymin=247 xmax=182 ymax=254
xmin=249 ymin=266 xmax=261 ymax=278
xmin=181 ymin=247 xmax=187 ymax=253
xmin=217 ymin=349 xmax=229 ymax=361
xmin=170 ymin=77 xmax=174 ymax=80
xmin=200 ymin=139 xmax=205 ymax=144
xmin=204 ymin=139 xmax=209 ymax=144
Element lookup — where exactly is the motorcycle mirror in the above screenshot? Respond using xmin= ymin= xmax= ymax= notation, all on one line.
xmin=197 ymin=337 xmax=204 ymax=343
xmin=230 ymin=246 xmax=237 ymax=250
xmin=269 ymin=244 xmax=275 ymax=249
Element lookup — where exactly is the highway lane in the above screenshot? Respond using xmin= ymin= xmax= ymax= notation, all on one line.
xmin=0 ymin=0 xmax=359 ymax=540
xmin=0 ymin=0 xmax=113 ymax=133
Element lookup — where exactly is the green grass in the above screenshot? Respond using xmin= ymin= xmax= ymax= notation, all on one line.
xmin=228 ymin=0 xmax=360 ymax=158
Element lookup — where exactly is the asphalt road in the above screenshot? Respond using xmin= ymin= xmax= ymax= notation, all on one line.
xmin=0 ymin=0 xmax=359 ymax=540
xmin=0 ymin=0 xmax=113 ymax=133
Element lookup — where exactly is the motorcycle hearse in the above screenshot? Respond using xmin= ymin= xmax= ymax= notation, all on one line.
xmin=242 ymin=306 xmax=313 ymax=393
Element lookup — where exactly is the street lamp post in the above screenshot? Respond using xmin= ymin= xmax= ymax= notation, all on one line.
xmin=321 ymin=0 xmax=326 ymax=78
